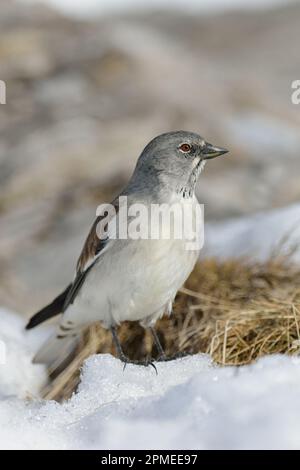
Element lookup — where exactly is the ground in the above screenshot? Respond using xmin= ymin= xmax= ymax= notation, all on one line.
xmin=1 ymin=306 xmax=300 ymax=450
xmin=1 ymin=203 xmax=300 ymax=449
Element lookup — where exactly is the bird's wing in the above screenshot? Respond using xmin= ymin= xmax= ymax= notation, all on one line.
xmin=63 ymin=198 xmax=119 ymax=311
xmin=26 ymin=284 xmax=72 ymax=329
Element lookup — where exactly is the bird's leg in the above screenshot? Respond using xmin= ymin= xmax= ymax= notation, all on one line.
xmin=110 ymin=326 xmax=157 ymax=373
xmin=150 ymin=326 xmax=191 ymax=362
xmin=150 ymin=327 xmax=167 ymax=361
xmin=110 ymin=326 xmax=128 ymax=364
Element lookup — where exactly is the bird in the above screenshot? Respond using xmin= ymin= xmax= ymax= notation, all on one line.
xmin=26 ymin=131 xmax=228 ymax=369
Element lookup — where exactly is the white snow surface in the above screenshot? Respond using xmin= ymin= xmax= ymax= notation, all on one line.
xmin=205 ymin=203 xmax=300 ymax=262
xmin=1 ymin=309 xmax=300 ymax=449
xmin=0 ymin=308 xmax=48 ymax=400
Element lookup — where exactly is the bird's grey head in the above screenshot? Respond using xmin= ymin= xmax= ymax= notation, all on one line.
xmin=129 ymin=131 xmax=228 ymax=198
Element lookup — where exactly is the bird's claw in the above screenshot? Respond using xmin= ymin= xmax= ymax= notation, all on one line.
xmin=121 ymin=357 xmax=158 ymax=374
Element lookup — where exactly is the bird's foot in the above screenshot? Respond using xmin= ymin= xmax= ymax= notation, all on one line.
xmin=156 ymin=351 xmax=190 ymax=362
xmin=120 ymin=356 xmax=158 ymax=374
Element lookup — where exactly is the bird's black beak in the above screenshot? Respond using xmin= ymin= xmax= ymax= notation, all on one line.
xmin=202 ymin=143 xmax=228 ymax=160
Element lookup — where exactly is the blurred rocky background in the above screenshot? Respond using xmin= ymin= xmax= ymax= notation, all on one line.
xmin=0 ymin=0 xmax=300 ymax=314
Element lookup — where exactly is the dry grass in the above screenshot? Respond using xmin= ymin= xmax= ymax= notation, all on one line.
xmin=42 ymin=256 xmax=300 ymax=402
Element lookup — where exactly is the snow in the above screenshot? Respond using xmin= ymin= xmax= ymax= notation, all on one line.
xmin=205 ymin=203 xmax=300 ymax=263
xmin=0 ymin=308 xmax=48 ymax=399
xmin=1 ymin=309 xmax=300 ymax=449
xmin=1 ymin=202 xmax=300 ymax=449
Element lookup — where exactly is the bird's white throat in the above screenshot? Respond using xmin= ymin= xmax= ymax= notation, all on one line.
xmin=198 ymin=159 xmax=207 ymax=174
xmin=178 ymin=159 xmax=206 ymax=199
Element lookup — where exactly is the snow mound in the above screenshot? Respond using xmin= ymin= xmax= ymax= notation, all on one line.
xmin=1 ymin=330 xmax=300 ymax=449
xmin=70 ymin=354 xmax=300 ymax=450
xmin=205 ymin=203 xmax=300 ymax=262
xmin=1 ymin=309 xmax=300 ymax=449
xmin=0 ymin=309 xmax=48 ymax=399
xmin=0 ymin=352 xmax=213 ymax=450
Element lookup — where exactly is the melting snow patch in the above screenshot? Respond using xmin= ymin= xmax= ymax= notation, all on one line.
xmin=1 ymin=309 xmax=300 ymax=449
xmin=205 ymin=203 xmax=300 ymax=263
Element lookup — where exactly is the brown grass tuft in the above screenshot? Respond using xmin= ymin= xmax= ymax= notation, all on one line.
xmin=42 ymin=257 xmax=300 ymax=402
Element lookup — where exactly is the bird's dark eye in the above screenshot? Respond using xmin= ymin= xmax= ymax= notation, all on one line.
xmin=179 ymin=143 xmax=192 ymax=153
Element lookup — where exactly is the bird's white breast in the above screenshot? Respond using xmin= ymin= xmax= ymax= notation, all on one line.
xmin=68 ymin=194 xmax=201 ymax=329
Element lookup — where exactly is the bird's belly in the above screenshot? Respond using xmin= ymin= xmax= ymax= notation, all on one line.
xmin=122 ymin=239 xmax=198 ymax=323
xmin=75 ymin=236 xmax=198 ymax=328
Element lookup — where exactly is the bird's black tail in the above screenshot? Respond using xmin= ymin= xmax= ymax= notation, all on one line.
xmin=26 ymin=284 xmax=72 ymax=330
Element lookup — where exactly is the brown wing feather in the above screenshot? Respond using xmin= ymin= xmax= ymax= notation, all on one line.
xmin=62 ymin=199 xmax=120 ymax=311
xmin=76 ymin=217 xmax=102 ymax=273
xmin=76 ymin=198 xmax=119 ymax=273
xmin=26 ymin=199 xmax=120 ymax=328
